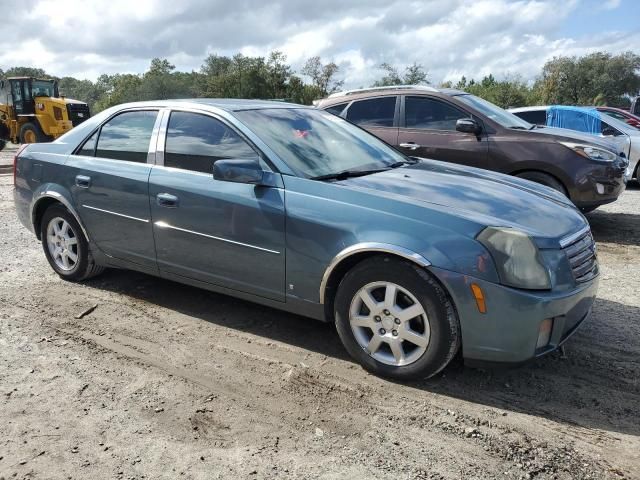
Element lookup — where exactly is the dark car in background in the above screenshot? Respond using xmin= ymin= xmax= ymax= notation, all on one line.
xmin=317 ymin=86 xmax=628 ymax=211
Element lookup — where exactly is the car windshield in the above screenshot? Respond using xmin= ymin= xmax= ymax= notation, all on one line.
xmin=456 ymin=94 xmax=533 ymax=129
xmin=32 ymin=80 xmax=56 ymax=98
xmin=234 ymin=108 xmax=408 ymax=178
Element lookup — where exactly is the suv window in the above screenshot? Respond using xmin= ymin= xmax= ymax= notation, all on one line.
xmin=324 ymin=102 xmax=349 ymax=116
xmin=346 ymin=97 xmax=396 ymax=127
xmin=515 ymin=110 xmax=547 ymax=125
xmin=95 ymin=111 xmax=157 ymax=163
xmin=165 ymin=111 xmax=257 ymax=173
xmin=405 ymin=96 xmax=467 ymax=130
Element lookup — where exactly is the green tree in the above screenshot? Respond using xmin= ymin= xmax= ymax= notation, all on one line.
xmin=3 ymin=66 xmax=49 ymax=78
xmin=372 ymin=62 xmax=429 ymax=86
xmin=301 ymin=56 xmax=343 ymax=97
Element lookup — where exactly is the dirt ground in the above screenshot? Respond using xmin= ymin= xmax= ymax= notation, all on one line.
xmin=0 ymin=152 xmax=639 ymax=479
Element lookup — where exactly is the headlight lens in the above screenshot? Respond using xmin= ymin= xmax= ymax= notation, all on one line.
xmin=559 ymin=142 xmax=617 ymax=162
xmin=477 ymin=227 xmax=551 ymax=290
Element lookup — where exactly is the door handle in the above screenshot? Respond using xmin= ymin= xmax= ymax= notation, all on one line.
xmin=399 ymin=142 xmax=422 ymax=150
xmin=156 ymin=193 xmax=179 ymax=208
xmin=75 ymin=175 xmax=91 ymax=188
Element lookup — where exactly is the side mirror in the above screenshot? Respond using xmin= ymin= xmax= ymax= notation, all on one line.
xmin=213 ymin=158 xmax=265 ymax=184
xmin=456 ymin=118 xmax=481 ymax=135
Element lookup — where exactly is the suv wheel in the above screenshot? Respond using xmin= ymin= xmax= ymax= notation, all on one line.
xmin=41 ymin=204 xmax=104 ymax=281
xmin=334 ymin=256 xmax=460 ymax=380
xmin=515 ymin=171 xmax=566 ymax=196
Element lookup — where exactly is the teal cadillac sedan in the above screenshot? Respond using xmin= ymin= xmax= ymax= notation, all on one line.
xmin=13 ymin=100 xmax=598 ymax=380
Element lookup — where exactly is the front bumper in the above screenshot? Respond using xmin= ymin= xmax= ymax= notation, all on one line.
xmin=430 ymin=266 xmax=598 ymax=364
xmin=571 ymin=157 xmax=627 ymax=208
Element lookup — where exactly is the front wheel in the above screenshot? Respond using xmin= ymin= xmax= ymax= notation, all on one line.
xmin=334 ymin=256 xmax=460 ymax=380
xmin=40 ymin=204 xmax=105 ymax=281
xmin=20 ymin=122 xmax=52 ymax=144
xmin=515 ymin=171 xmax=567 ymax=196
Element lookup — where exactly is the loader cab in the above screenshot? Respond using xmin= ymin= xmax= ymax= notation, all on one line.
xmin=1 ymin=77 xmax=59 ymax=118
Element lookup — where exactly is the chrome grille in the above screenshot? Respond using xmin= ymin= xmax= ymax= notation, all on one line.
xmin=563 ymin=230 xmax=598 ymax=283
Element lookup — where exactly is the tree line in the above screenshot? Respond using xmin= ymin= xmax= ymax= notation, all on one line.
xmin=1 ymin=51 xmax=638 ymax=113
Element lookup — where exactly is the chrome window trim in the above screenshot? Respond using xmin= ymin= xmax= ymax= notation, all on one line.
xmin=154 ymin=221 xmax=280 ymax=255
xmin=559 ymin=225 xmax=591 ymax=248
xmin=319 ymin=243 xmax=431 ymax=304
xmin=82 ymin=204 xmax=149 ymax=223
xmin=147 ymin=108 xmax=168 ymax=164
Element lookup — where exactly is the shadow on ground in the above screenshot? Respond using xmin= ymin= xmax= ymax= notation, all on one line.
xmin=86 ymin=269 xmax=640 ymax=438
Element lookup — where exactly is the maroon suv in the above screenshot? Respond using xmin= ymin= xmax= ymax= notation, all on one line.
xmin=317 ymin=86 xmax=628 ymax=211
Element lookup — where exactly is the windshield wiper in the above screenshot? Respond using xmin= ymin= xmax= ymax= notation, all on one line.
xmin=311 ymin=168 xmax=390 ymax=181
xmin=509 ymin=126 xmax=528 ymax=130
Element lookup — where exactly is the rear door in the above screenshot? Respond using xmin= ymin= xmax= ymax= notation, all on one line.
xmin=344 ymin=96 xmax=399 ymax=145
xmin=148 ymin=110 xmax=286 ymax=301
xmin=68 ymin=109 xmax=160 ymax=270
xmin=397 ymin=95 xmax=488 ymax=168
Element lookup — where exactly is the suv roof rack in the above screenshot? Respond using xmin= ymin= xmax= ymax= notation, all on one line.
xmin=327 ymin=84 xmax=439 ymax=98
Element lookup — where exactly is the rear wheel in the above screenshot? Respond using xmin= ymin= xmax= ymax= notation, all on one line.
xmin=334 ymin=256 xmax=460 ymax=380
xmin=20 ymin=122 xmax=52 ymax=144
xmin=40 ymin=204 xmax=104 ymax=281
xmin=515 ymin=171 xmax=566 ymax=196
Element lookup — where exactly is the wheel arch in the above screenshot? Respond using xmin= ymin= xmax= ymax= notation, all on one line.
xmin=320 ymin=243 xmax=432 ymax=320
xmin=509 ymin=168 xmax=569 ymax=196
xmin=31 ymin=190 xmax=89 ymax=242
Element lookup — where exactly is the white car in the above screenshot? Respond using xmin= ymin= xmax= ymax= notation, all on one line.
xmin=509 ymin=106 xmax=638 ymax=182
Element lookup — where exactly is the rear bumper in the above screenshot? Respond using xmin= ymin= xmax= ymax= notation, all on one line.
xmin=430 ymin=266 xmax=598 ymax=364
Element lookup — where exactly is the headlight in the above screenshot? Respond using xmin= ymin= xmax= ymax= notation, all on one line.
xmin=477 ymin=227 xmax=551 ymax=290
xmin=559 ymin=142 xmax=617 ymax=162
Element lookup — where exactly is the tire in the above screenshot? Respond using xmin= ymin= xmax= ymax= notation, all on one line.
xmin=515 ymin=171 xmax=566 ymax=196
xmin=19 ymin=122 xmax=52 ymax=144
xmin=0 ymin=139 xmax=6 ymax=152
xmin=334 ymin=256 xmax=460 ymax=380
xmin=40 ymin=204 xmax=105 ymax=281
xmin=580 ymin=206 xmax=598 ymax=214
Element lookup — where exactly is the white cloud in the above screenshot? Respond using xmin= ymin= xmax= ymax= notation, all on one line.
xmin=0 ymin=0 xmax=637 ymax=88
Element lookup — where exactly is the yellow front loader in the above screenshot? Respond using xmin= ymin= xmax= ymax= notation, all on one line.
xmin=0 ymin=77 xmax=91 ymax=151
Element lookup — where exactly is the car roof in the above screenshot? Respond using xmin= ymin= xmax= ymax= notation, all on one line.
xmin=508 ymin=106 xmax=550 ymax=113
xmin=318 ymin=85 xmax=467 ymax=105
xmin=112 ymin=98 xmax=307 ymax=112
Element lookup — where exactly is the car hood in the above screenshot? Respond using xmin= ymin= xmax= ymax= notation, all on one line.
xmin=526 ymin=126 xmax=622 ymax=151
xmin=339 ymin=160 xmax=586 ymax=249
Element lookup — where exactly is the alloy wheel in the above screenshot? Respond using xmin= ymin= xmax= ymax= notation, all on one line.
xmin=349 ymin=281 xmax=430 ymax=366
xmin=46 ymin=217 xmax=79 ymax=271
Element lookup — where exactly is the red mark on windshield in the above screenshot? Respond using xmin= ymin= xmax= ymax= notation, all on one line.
xmin=294 ymin=129 xmax=309 ymax=138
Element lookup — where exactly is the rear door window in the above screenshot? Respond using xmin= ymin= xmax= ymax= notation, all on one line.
xmin=95 ymin=110 xmax=158 ymax=163
xmin=164 ymin=111 xmax=257 ymax=174
xmin=405 ymin=96 xmax=467 ymax=130
xmin=346 ymin=97 xmax=396 ymax=127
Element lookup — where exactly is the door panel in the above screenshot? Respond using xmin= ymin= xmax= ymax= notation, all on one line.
xmin=398 ymin=96 xmax=488 ymax=168
xmin=149 ymin=167 xmax=286 ymax=301
xmin=149 ymin=110 xmax=286 ymax=301
xmin=69 ymin=110 xmax=159 ymax=269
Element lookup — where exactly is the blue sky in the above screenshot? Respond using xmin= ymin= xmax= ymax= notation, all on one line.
xmin=1 ymin=0 xmax=639 ymax=87
xmin=561 ymin=0 xmax=639 ymax=37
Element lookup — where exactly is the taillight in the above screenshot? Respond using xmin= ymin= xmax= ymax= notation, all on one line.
xmin=14 ymin=144 xmax=28 ymax=186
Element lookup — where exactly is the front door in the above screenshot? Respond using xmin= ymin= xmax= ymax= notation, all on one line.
xmin=68 ymin=109 xmax=159 ymax=270
xmin=398 ymin=95 xmax=488 ymax=169
xmin=149 ymin=110 xmax=286 ymax=301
